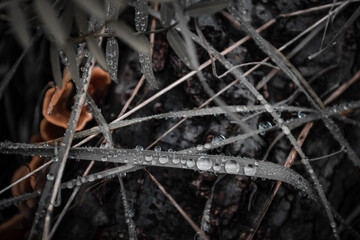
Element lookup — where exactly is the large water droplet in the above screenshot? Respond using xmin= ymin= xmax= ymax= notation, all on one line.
xmin=186 ymin=159 xmax=195 ymax=168
xmin=159 ymin=155 xmax=169 ymax=164
xmin=224 ymin=160 xmax=240 ymax=174
xmin=196 ymin=156 xmax=212 ymax=171
xmin=244 ymin=164 xmax=257 ymax=176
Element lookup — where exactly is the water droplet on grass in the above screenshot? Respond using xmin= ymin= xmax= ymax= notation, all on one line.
xmin=47 ymin=173 xmax=55 ymax=181
xmin=135 ymin=145 xmax=143 ymax=151
xmin=224 ymin=160 xmax=240 ymax=174
xmin=196 ymin=156 xmax=212 ymax=171
xmin=187 ymin=159 xmax=195 ymax=168
xmin=172 ymin=157 xmax=180 ymax=164
xmin=159 ymin=155 xmax=169 ymax=164
xmin=244 ymin=164 xmax=257 ymax=176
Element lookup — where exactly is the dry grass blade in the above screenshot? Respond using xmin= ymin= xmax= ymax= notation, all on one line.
xmin=28 ymin=57 xmax=94 ymax=239
xmin=34 ymin=0 xmax=66 ymax=47
xmin=86 ymin=36 xmax=107 ymax=71
xmin=9 ymin=2 xmax=30 ymax=48
xmin=145 ymin=169 xmax=208 ymax=240
xmin=185 ymin=0 xmax=229 ymax=17
xmin=137 ymin=35 xmax=159 ymax=88
xmin=227 ymin=6 xmax=341 ymax=239
xmin=160 ymin=2 xmax=173 ymax=27
xmin=105 ymin=37 xmax=119 ymax=82
xmin=62 ymin=44 xmax=80 ymax=84
xmin=166 ymin=29 xmax=196 ymax=70
xmin=308 ymin=5 xmax=360 ymax=60
xmin=0 ymin=160 xmax=53 ymax=196
xmin=0 ymin=142 xmax=318 ymax=197
xmin=50 ymin=43 xmax=63 ymax=89
xmin=248 ymin=68 xmax=360 ymax=239
xmin=135 ymin=0 xmax=149 ymax=33
xmin=86 ymin=93 xmax=113 ymax=146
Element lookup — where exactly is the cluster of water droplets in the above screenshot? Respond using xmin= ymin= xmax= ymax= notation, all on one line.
xmin=258 ymin=121 xmax=272 ymax=136
xmin=134 ymin=0 xmax=148 ymax=33
xmin=106 ymin=38 xmax=119 ymax=82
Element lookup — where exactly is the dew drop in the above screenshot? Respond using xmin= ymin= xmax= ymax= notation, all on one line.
xmin=281 ymin=125 xmax=290 ymax=135
xmin=258 ymin=121 xmax=272 ymax=135
xmin=101 ymin=156 xmax=108 ymax=162
xmin=47 ymin=173 xmax=55 ymax=181
xmin=224 ymin=160 xmax=240 ymax=174
xmin=204 ymin=143 xmax=211 ymax=149
xmin=244 ymin=164 xmax=257 ymax=176
xmin=213 ymin=163 xmax=221 ymax=171
xmin=264 ymin=104 xmax=273 ymax=113
xmin=159 ymin=155 xmax=169 ymax=164
xmin=172 ymin=157 xmax=180 ymax=164
xmin=186 ymin=159 xmax=195 ymax=168
xmin=196 ymin=145 xmax=203 ymax=151
xmin=145 ymin=155 xmax=153 ymax=161
xmin=298 ymin=112 xmax=306 ymax=118
xmin=88 ymin=175 xmax=95 ymax=182
xmin=66 ymin=181 xmax=74 ymax=189
xmin=135 ymin=145 xmax=144 ymax=151
xmin=196 ymin=156 xmax=212 ymax=171
xmin=154 ymin=146 xmax=161 ymax=152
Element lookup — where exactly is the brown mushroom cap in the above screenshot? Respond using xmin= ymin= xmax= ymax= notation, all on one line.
xmin=42 ymin=81 xmax=92 ymax=131
xmin=39 ymin=118 xmax=65 ymax=141
xmin=88 ymin=67 xmax=111 ymax=104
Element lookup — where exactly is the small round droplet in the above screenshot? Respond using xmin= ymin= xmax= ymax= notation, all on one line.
xmin=135 ymin=145 xmax=144 ymax=151
xmin=145 ymin=155 xmax=153 ymax=161
xmin=258 ymin=121 xmax=272 ymax=136
xmin=66 ymin=181 xmax=74 ymax=189
xmin=213 ymin=163 xmax=221 ymax=171
xmin=88 ymin=175 xmax=95 ymax=182
xmin=47 ymin=173 xmax=55 ymax=181
xmin=154 ymin=146 xmax=161 ymax=152
xmin=298 ymin=112 xmax=306 ymax=118
xmin=186 ymin=159 xmax=195 ymax=168
xmin=101 ymin=156 xmax=107 ymax=162
xmin=172 ymin=157 xmax=180 ymax=164
xmin=159 ymin=155 xmax=169 ymax=164
xmin=196 ymin=145 xmax=203 ymax=151
xmin=196 ymin=156 xmax=212 ymax=171
xmin=224 ymin=160 xmax=240 ymax=174
xmin=244 ymin=164 xmax=257 ymax=176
